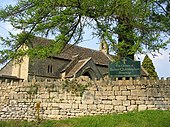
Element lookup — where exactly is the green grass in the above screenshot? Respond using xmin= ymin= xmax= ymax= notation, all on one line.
xmin=0 ymin=110 xmax=170 ymax=127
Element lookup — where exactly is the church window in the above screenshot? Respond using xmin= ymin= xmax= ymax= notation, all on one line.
xmin=47 ymin=65 xmax=53 ymax=73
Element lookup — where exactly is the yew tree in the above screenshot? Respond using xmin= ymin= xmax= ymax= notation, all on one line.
xmin=142 ymin=55 xmax=158 ymax=78
xmin=0 ymin=0 xmax=170 ymax=63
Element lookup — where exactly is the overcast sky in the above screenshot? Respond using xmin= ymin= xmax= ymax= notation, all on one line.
xmin=0 ymin=0 xmax=170 ymax=78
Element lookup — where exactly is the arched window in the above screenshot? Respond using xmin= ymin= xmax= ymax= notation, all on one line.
xmin=47 ymin=65 xmax=53 ymax=73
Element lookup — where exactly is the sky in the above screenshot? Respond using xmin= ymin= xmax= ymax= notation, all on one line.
xmin=0 ymin=0 xmax=170 ymax=78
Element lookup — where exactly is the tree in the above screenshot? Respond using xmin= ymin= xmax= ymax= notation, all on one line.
xmin=0 ymin=0 xmax=170 ymax=63
xmin=142 ymin=55 xmax=158 ymax=78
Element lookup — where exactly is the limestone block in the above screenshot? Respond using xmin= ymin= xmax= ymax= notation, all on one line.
xmin=15 ymin=88 xmax=20 ymax=92
xmin=71 ymin=104 xmax=79 ymax=109
xmin=2 ymin=107 xmax=8 ymax=112
xmin=107 ymin=95 xmax=116 ymax=100
xmin=59 ymin=110 xmax=67 ymax=115
xmin=136 ymin=100 xmax=145 ymax=105
xmin=114 ymin=106 xmax=126 ymax=111
xmin=128 ymin=95 xmax=138 ymax=100
xmin=41 ymin=94 xmax=49 ymax=99
xmin=51 ymin=103 xmax=60 ymax=109
xmin=44 ymin=110 xmax=52 ymax=115
xmin=75 ymin=112 xmax=85 ymax=116
xmin=147 ymin=105 xmax=156 ymax=109
xmin=13 ymin=94 xmax=18 ymax=99
xmin=123 ymin=100 xmax=130 ymax=106
xmin=19 ymin=88 xmax=26 ymax=92
xmin=164 ymin=104 xmax=170 ymax=109
xmin=154 ymin=101 xmax=164 ymax=105
xmin=114 ymin=91 xmax=121 ymax=96
xmin=136 ymin=86 xmax=142 ymax=90
xmin=48 ymin=115 xmax=62 ymax=119
xmin=105 ymin=105 xmax=113 ymax=110
xmin=156 ymin=97 xmax=164 ymax=101
xmin=88 ymin=104 xmax=97 ymax=110
xmin=120 ymin=86 xmax=127 ymax=91
xmin=102 ymin=100 xmax=112 ymax=105
xmin=59 ymin=103 xmax=71 ymax=109
xmin=94 ymin=98 xmax=102 ymax=104
xmin=51 ymin=110 xmax=59 ymax=115
xmin=82 ymin=91 xmax=94 ymax=104
xmin=130 ymin=100 xmax=136 ymax=105
xmin=131 ymin=90 xmax=138 ymax=96
xmin=67 ymin=95 xmax=74 ymax=100
xmin=146 ymin=88 xmax=158 ymax=97
xmin=67 ymin=112 xmax=76 ymax=117
xmin=82 ymin=99 xmax=94 ymax=104
xmin=132 ymin=90 xmax=146 ymax=97
xmin=164 ymin=97 xmax=169 ymax=101
xmin=1 ymin=115 xmax=7 ymax=118
xmin=116 ymin=96 xmax=127 ymax=100
xmin=100 ymin=96 xmax=107 ymax=100
xmin=112 ymin=86 xmax=120 ymax=91
xmin=95 ymin=91 xmax=102 ymax=96
xmin=127 ymin=85 xmax=135 ymax=90
xmin=138 ymin=97 xmax=148 ymax=101
xmin=127 ymin=105 xmax=137 ymax=111
xmin=102 ymin=91 xmax=110 ymax=96
xmin=97 ymin=104 xmax=105 ymax=109
xmin=74 ymin=96 xmax=82 ymax=101
xmin=106 ymin=86 xmax=112 ymax=91
xmin=122 ymin=91 xmax=130 ymax=96
xmin=148 ymin=97 xmax=155 ymax=101
xmin=112 ymin=100 xmax=122 ymax=105
xmin=145 ymin=101 xmax=154 ymax=105
xmin=107 ymin=91 xmax=115 ymax=96
xmin=79 ymin=104 xmax=87 ymax=109
xmin=138 ymin=105 xmax=147 ymax=111
xmin=9 ymin=100 xmax=17 ymax=105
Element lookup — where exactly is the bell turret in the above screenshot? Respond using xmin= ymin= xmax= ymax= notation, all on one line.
xmin=99 ymin=38 xmax=109 ymax=54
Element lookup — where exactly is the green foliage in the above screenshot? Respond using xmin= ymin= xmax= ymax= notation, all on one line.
xmin=45 ymin=83 xmax=57 ymax=99
xmin=0 ymin=0 xmax=170 ymax=62
xmin=62 ymin=79 xmax=91 ymax=97
xmin=27 ymin=83 xmax=39 ymax=95
xmin=1 ymin=110 xmax=170 ymax=127
xmin=142 ymin=55 xmax=158 ymax=78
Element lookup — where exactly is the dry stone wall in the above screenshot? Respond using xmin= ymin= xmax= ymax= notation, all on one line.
xmin=0 ymin=77 xmax=170 ymax=120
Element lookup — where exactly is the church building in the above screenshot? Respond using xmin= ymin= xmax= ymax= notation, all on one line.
xmin=0 ymin=37 xmax=148 ymax=81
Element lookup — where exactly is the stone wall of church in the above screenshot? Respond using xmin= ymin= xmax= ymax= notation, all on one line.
xmin=0 ymin=61 xmax=13 ymax=76
xmin=0 ymin=77 xmax=170 ymax=120
xmin=0 ymin=56 xmax=29 ymax=80
xmin=28 ymin=58 xmax=70 ymax=80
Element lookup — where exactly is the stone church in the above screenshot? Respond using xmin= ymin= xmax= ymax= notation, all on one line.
xmin=0 ymin=37 xmax=148 ymax=81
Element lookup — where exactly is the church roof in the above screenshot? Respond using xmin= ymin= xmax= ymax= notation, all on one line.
xmin=31 ymin=37 xmax=112 ymax=66
xmin=65 ymin=58 xmax=89 ymax=78
xmin=57 ymin=45 xmax=111 ymax=66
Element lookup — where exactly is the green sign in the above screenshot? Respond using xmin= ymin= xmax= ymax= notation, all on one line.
xmin=109 ymin=57 xmax=141 ymax=77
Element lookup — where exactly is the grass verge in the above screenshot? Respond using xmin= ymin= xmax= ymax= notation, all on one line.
xmin=0 ymin=110 xmax=170 ymax=127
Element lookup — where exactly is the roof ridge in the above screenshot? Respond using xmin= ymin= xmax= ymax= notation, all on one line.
xmin=74 ymin=57 xmax=92 ymax=75
xmin=33 ymin=36 xmax=111 ymax=66
xmin=34 ymin=36 xmax=105 ymax=54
